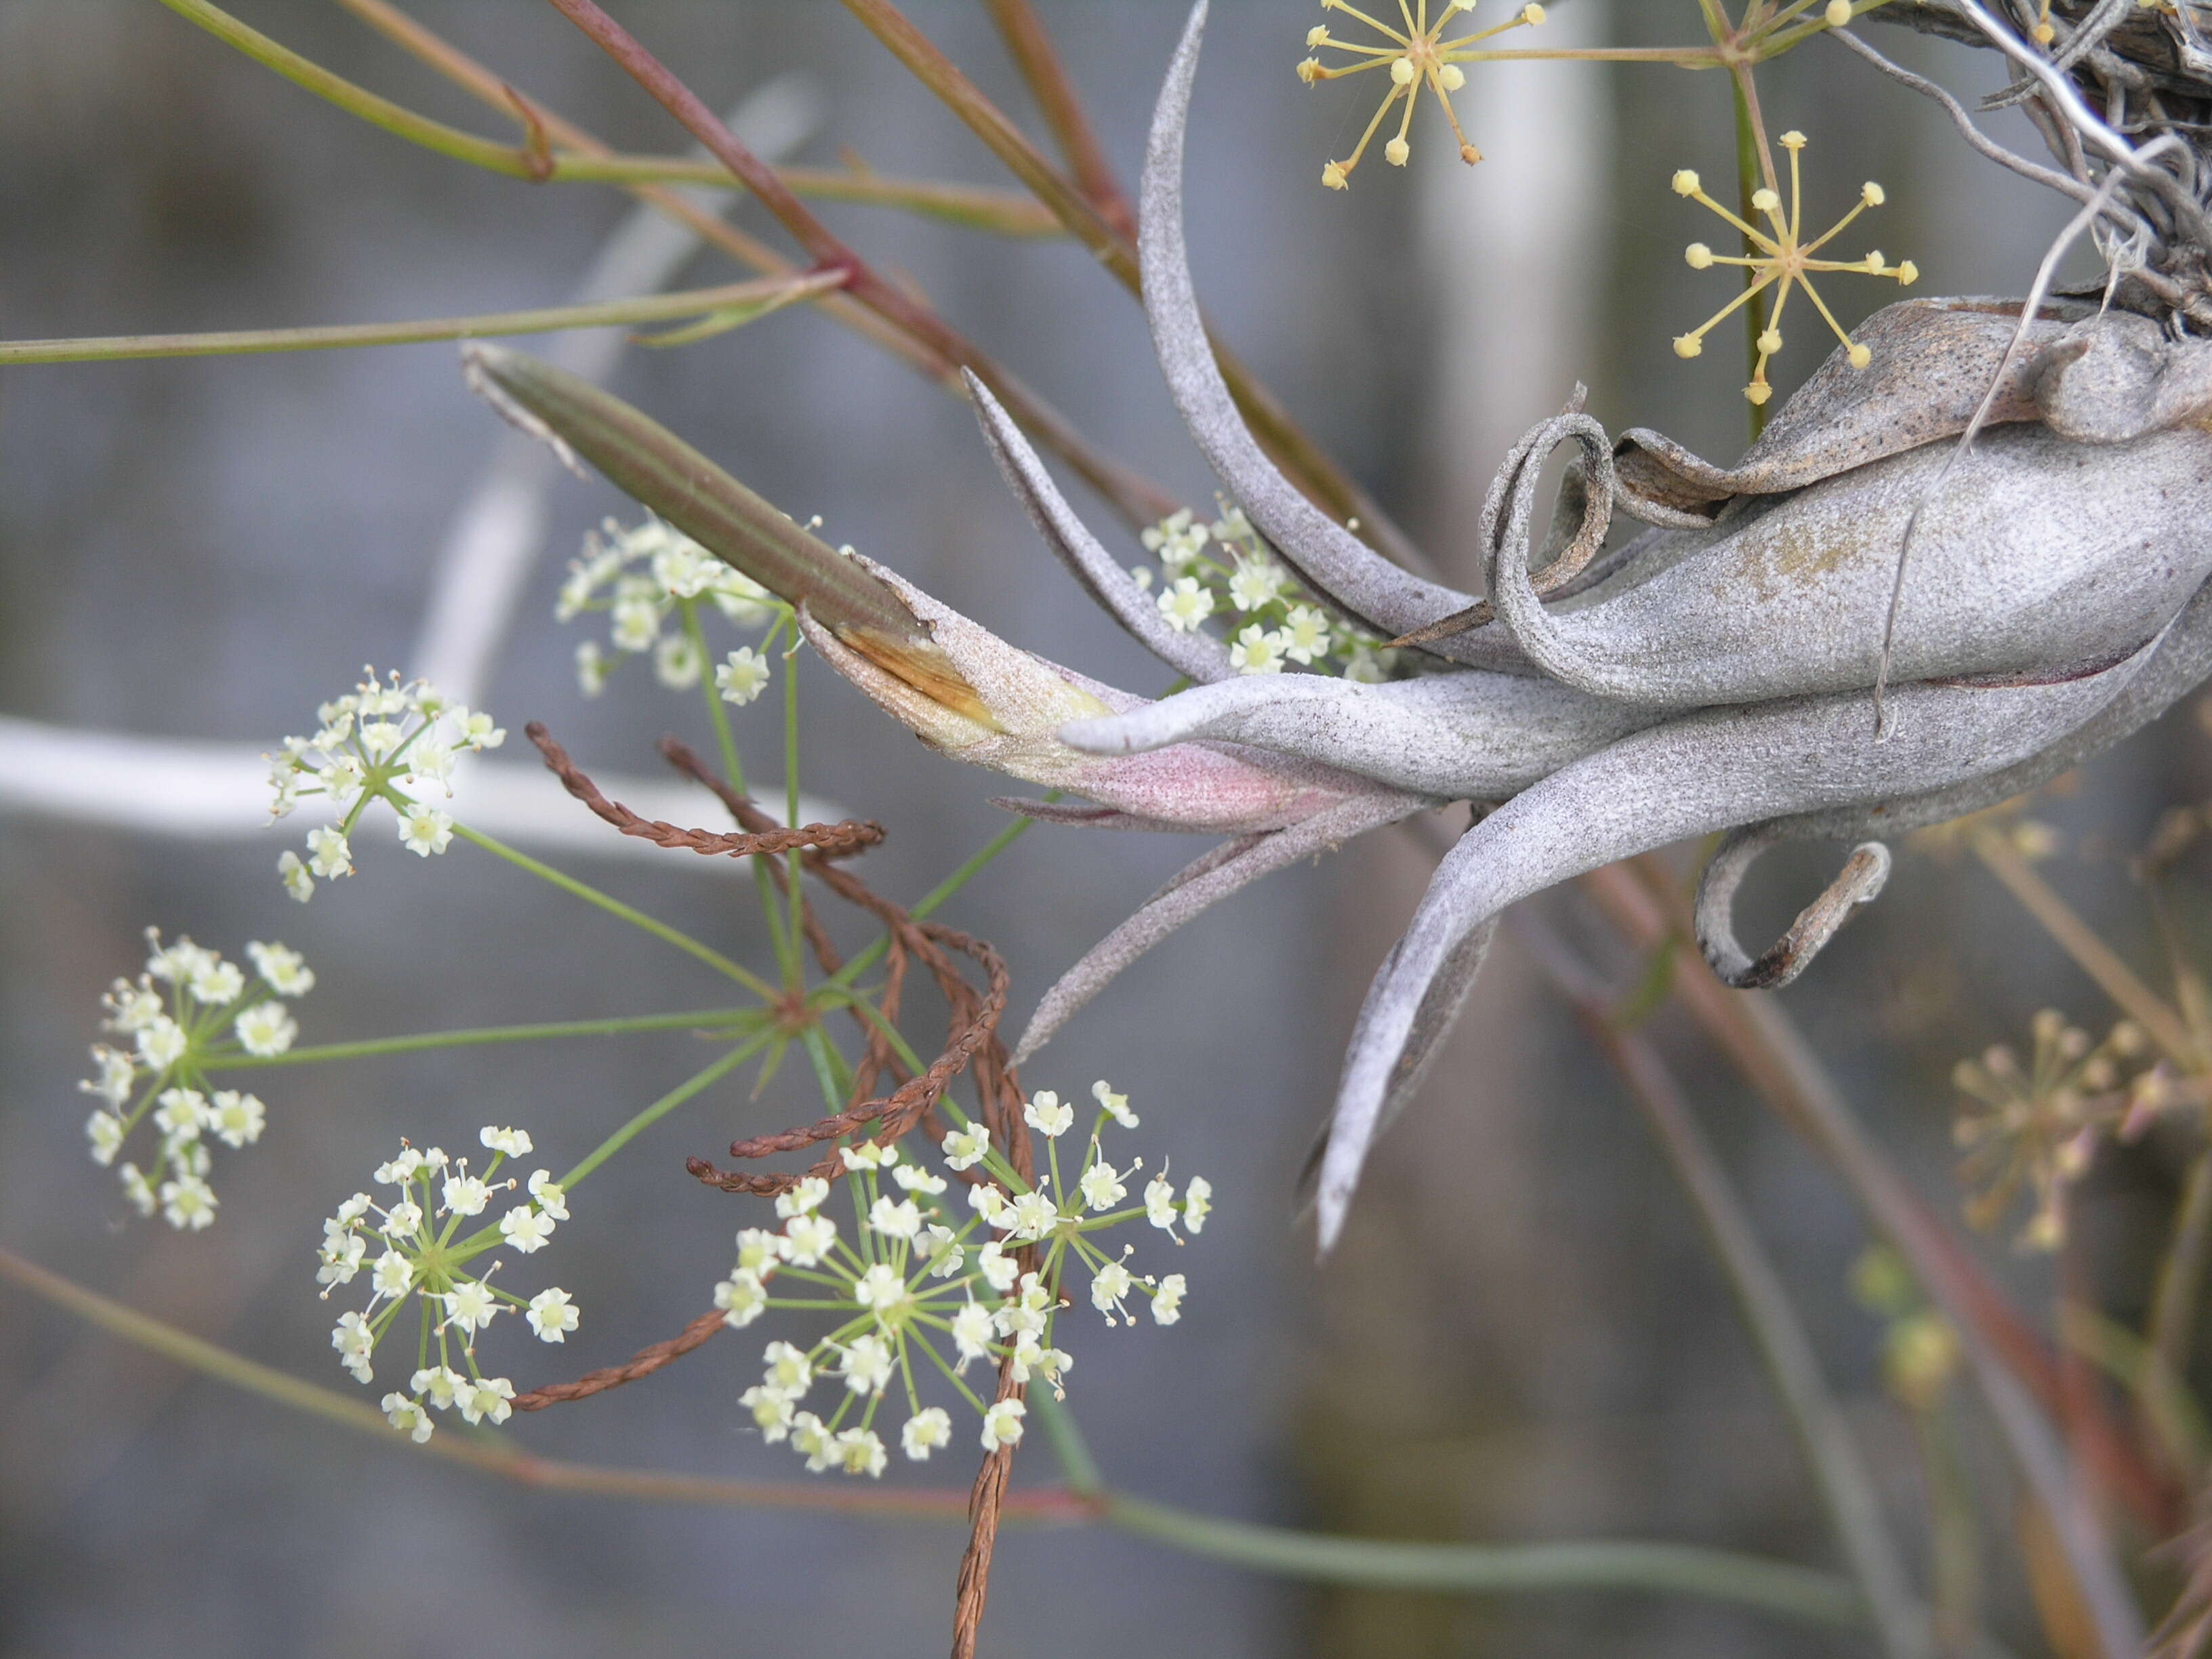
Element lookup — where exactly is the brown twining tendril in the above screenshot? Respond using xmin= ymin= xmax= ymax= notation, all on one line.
xmin=952 ymin=1356 xmax=1027 ymax=1659
xmin=509 ymin=1307 xmax=724 ymax=1412
xmin=525 ymin=722 xmax=884 ymax=861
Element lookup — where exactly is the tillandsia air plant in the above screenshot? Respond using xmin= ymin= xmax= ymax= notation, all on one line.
xmin=18 ymin=0 xmax=2212 ymax=1654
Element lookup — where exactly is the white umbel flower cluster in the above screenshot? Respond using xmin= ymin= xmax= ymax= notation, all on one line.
xmin=318 ymin=1124 xmax=577 ymax=1443
xmin=556 ymin=515 xmax=785 ymax=703
xmin=80 ymin=930 xmax=313 ymax=1228
xmin=266 ymin=669 xmax=504 ymax=903
xmin=724 ymin=1082 xmax=1206 ymax=1477
xmin=1134 ymin=502 xmax=1397 ymax=680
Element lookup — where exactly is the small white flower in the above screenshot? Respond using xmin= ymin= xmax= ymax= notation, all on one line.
xmin=1227 ymin=554 xmax=1284 ymax=613
xmin=526 ymin=1170 xmax=569 ymax=1220
xmin=654 ymin=630 xmax=704 ymax=690
xmin=245 ymin=941 xmax=314 ymax=996
xmin=832 ymin=1427 xmax=888 ymax=1479
xmin=1092 ymin=1080 xmax=1138 ymax=1128
xmin=136 ymin=1016 xmax=187 ymax=1073
xmin=975 ymin=1240 xmax=1018 ymax=1294
xmin=278 ymin=850 xmax=315 ymax=902
xmin=85 ymin=1110 xmax=126 ymax=1167
xmin=1156 ymin=576 xmax=1216 ymax=633
xmin=1024 ymin=1091 xmax=1073 ymax=1137
xmin=762 ymin=1340 xmax=813 ymax=1393
xmin=317 ymin=1232 xmax=369 ymax=1289
xmin=397 ymin=804 xmax=455 ymax=857
xmin=457 ymin=1375 xmax=515 ymax=1427
xmin=891 ymin=1163 xmax=947 ymax=1195
xmin=441 ymin=1174 xmax=491 ymax=1218
xmin=839 ymin=1141 xmax=897 ymax=1170
xmin=207 ymin=1090 xmax=266 ymax=1149
xmin=716 ymin=647 xmax=773 ymax=706
xmin=735 ymin=1227 xmax=782 ymax=1274
xmin=1080 ymin=1160 xmax=1128 ymax=1213
xmin=920 ymin=1225 xmax=964 ymax=1279
xmin=411 ymin=1366 xmax=464 ymax=1412
xmin=459 ymin=710 xmax=504 ymax=750
xmin=1141 ymin=508 xmax=1208 ymax=565
xmin=902 ymin=1407 xmax=952 ymax=1461
xmin=369 ymin=1251 xmax=413 ymax=1300
xmin=148 ymin=1097 xmax=202 ymax=1150
xmin=1010 ymin=1336 xmax=1073 ymax=1395
xmin=527 ymin=1286 xmax=579 ymax=1343
xmin=1152 ymin=1273 xmax=1187 ymax=1325
xmin=234 ymin=1002 xmax=298 ymax=1058
xmin=781 ymin=1212 xmax=838 ymax=1267
xmin=118 ymin=1163 xmax=157 ymax=1218
xmin=160 ymin=1173 xmax=218 ymax=1231
xmin=382 ymin=1392 xmax=434 ymax=1443
xmin=853 ymin=1263 xmax=909 ymax=1315
xmin=716 ymin=1269 xmax=769 ymax=1328
xmin=775 ymin=1176 xmax=830 ymax=1218
xmin=980 ymin=1398 xmax=1027 ymax=1450
xmin=374 ymin=1147 xmax=423 ymax=1185
xmin=1229 ymin=624 xmax=1288 ymax=676
xmin=1281 ymin=605 xmax=1333 ymax=665
xmin=839 ymin=1334 xmax=895 ymax=1396
xmin=384 ymin=1200 xmax=424 ymax=1235
xmin=1090 ymin=1258 xmax=1134 ymax=1322
xmin=941 ymin=1124 xmax=989 ymax=1170
xmin=81 ymin=1045 xmax=136 ymax=1108
xmin=951 ymin=1300 xmax=996 ymax=1368
xmin=1183 ymin=1177 xmax=1213 ymax=1234
xmin=575 ymin=638 xmax=609 ymax=697
xmin=443 ymin=1280 xmax=500 ymax=1335
xmin=1005 ymin=1189 xmax=1058 ymax=1241
xmin=968 ymin=1183 xmax=1010 ymax=1227
xmin=742 ymin=1385 xmax=796 ymax=1441
xmin=791 ymin=1410 xmax=834 ymax=1472
xmin=188 ymin=958 xmax=246 ymax=1008
xmin=480 ymin=1125 xmax=533 ymax=1157
xmin=867 ymin=1196 xmax=923 ymax=1240
xmin=305 ymin=825 xmax=354 ymax=880
xmin=332 ymin=1311 xmax=377 ymax=1382
xmin=1145 ymin=1174 xmax=1180 ymax=1233
xmin=498 ymin=1204 xmax=556 ymax=1254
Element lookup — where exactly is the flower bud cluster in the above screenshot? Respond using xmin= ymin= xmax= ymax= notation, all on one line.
xmin=556 ymin=515 xmax=784 ymax=705
xmin=319 ymin=1125 xmax=577 ymax=1443
xmin=267 ymin=669 xmax=504 ymax=902
xmin=81 ymin=930 xmax=312 ymax=1229
xmin=723 ymin=1081 xmax=1208 ymax=1477
xmin=1134 ymin=503 xmax=1398 ymax=682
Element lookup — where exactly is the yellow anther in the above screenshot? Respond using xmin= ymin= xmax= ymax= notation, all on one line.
xmin=1300 ymin=0 xmax=1542 ymax=189
xmin=1826 ymin=1 xmax=1853 ymax=24
xmin=1667 ymin=129 xmax=1919 ymax=404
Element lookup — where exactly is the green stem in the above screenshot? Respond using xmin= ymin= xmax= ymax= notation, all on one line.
xmin=2150 ymin=1149 xmax=2212 ymax=1382
xmin=1101 ymin=1497 xmax=1865 ymax=1626
xmin=687 ymin=602 xmax=797 ymax=984
xmin=205 ymin=1009 xmax=763 ymax=1069
xmin=452 ymin=822 xmax=777 ymax=1000
xmin=559 ymin=1031 xmax=774 ymax=1191
xmin=0 ymin=1246 xmax=1872 ymax=1625
xmin=1027 ymin=1386 xmax=1105 ymax=1498
xmin=0 ymin=273 xmax=840 ymax=365
xmin=1729 ymin=66 xmax=1774 ymax=441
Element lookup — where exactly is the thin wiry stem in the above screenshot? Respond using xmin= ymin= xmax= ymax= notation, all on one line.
xmin=1515 ymin=908 xmax=1936 ymax=1659
xmin=0 ymin=273 xmax=841 ymax=366
xmin=979 ymin=0 xmax=1139 ymax=239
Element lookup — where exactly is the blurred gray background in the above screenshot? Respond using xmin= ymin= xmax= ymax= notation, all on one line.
xmin=0 ymin=3 xmax=2198 ymax=1655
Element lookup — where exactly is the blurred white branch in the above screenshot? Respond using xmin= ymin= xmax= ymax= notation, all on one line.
xmin=0 ymin=715 xmax=832 ymax=863
xmin=0 ymin=79 xmax=835 ymax=865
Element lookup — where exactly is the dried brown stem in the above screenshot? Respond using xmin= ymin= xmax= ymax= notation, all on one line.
xmin=537 ymin=0 xmax=1174 ymax=528
xmin=952 ymin=1353 xmax=1027 ymax=1659
xmin=512 ymin=1307 xmax=725 ymax=1411
xmin=525 ymin=722 xmax=883 ymax=861
xmin=980 ymin=0 xmax=1138 ymax=240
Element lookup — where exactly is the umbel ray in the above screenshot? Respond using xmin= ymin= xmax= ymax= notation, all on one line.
xmin=466 ymin=0 xmax=2212 ymax=1252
